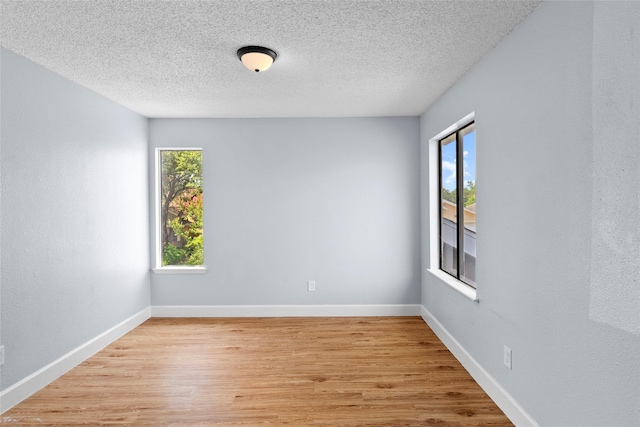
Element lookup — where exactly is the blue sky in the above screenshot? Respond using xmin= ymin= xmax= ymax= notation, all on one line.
xmin=441 ymin=131 xmax=476 ymax=191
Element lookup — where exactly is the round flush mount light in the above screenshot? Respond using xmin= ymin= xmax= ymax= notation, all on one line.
xmin=237 ymin=46 xmax=277 ymax=73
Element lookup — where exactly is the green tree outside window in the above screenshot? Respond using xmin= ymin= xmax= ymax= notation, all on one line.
xmin=160 ymin=150 xmax=203 ymax=266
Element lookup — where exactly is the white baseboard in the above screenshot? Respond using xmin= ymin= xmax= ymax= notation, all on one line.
xmin=0 ymin=307 xmax=151 ymax=414
xmin=420 ymin=306 xmax=538 ymax=427
xmin=152 ymin=304 xmax=421 ymax=318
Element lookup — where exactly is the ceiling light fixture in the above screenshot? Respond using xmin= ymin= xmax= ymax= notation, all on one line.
xmin=237 ymin=46 xmax=277 ymax=73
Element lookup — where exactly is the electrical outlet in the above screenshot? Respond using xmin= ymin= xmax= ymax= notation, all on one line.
xmin=307 ymin=280 xmax=316 ymax=292
xmin=0 ymin=346 xmax=4 ymax=366
xmin=503 ymin=345 xmax=512 ymax=370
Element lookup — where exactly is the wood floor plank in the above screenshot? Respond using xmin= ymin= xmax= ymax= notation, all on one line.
xmin=2 ymin=317 xmax=512 ymax=426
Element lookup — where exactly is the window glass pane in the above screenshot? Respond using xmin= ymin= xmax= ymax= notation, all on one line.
xmin=461 ymin=125 xmax=476 ymax=286
xmin=160 ymin=150 xmax=203 ymax=266
xmin=440 ymin=134 xmax=458 ymax=277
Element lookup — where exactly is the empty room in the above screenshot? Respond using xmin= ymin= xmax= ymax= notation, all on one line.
xmin=0 ymin=1 xmax=638 ymax=425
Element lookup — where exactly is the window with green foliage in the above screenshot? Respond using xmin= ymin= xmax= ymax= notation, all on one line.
xmin=158 ymin=149 xmax=203 ymax=266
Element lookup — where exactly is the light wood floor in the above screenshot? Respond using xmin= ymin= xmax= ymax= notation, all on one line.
xmin=2 ymin=317 xmax=512 ymax=426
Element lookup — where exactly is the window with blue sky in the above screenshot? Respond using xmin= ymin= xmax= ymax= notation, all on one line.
xmin=440 ymin=122 xmax=476 ymax=287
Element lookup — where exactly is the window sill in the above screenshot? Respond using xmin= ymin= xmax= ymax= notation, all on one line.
xmin=152 ymin=266 xmax=207 ymax=275
xmin=427 ymin=269 xmax=478 ymax=302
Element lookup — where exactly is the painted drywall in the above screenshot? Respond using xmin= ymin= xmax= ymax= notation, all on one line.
xmin=0 ymin=48 xmax=150 ymax=391
xmin=150 ymin=117 xmax=420 ymax=306
xmin=420 ymin=2 xmax=640 ymax=426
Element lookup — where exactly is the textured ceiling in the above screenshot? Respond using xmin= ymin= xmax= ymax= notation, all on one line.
xmin=0 ymin=0 xmax=541 ymax=118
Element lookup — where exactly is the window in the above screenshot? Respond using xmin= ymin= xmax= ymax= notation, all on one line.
xmin=439 ymin=122 xmax=476 ymax=287
xmin=156 ymin=149 xmax=204 ymax=268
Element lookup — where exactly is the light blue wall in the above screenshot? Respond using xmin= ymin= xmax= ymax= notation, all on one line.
xmin=150 ymin=118 xmax=421 ymax=306
xmin=0 ymin=48 xmax=150 ymax=391
xmin=420 ymin=2 xmax=640 ymax=426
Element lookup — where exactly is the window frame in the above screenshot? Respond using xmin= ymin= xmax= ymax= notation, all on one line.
xmin=152 ymin=147 xmax=206 ymax=275
xmin=438 ymin=122 xmax=476 ymax=287
xmin=427 ymin=113 xmax=477 ymax=302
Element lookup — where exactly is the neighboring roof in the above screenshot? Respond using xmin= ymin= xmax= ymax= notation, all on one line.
xmin=442 ymin=199 xmax=476 ymax=216
xmin=0 ymin=0 xmax=541 ymax=118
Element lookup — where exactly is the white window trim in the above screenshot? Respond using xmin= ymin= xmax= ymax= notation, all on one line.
xmin=153 ymin=148 xmax=206 ymax=274
xmin=427 ymin=112 xmax=477 ymax=302
xmin=152 ymin=266 xmax=207 ymax=275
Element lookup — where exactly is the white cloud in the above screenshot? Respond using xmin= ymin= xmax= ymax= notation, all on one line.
xmin=442 ymin=160 xmax=456 ymax=171
xmin=463 ymin=150 xmax=469 ymax=157
xmin=442 ymin=160 xmax=456 ymax=185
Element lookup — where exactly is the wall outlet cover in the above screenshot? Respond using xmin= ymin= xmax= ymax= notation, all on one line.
xmin=503 ymin=345 xmax=512 ymax=370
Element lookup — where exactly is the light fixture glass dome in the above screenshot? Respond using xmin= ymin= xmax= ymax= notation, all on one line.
xmin=237 ymin=46 xmax=277 ymax=73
